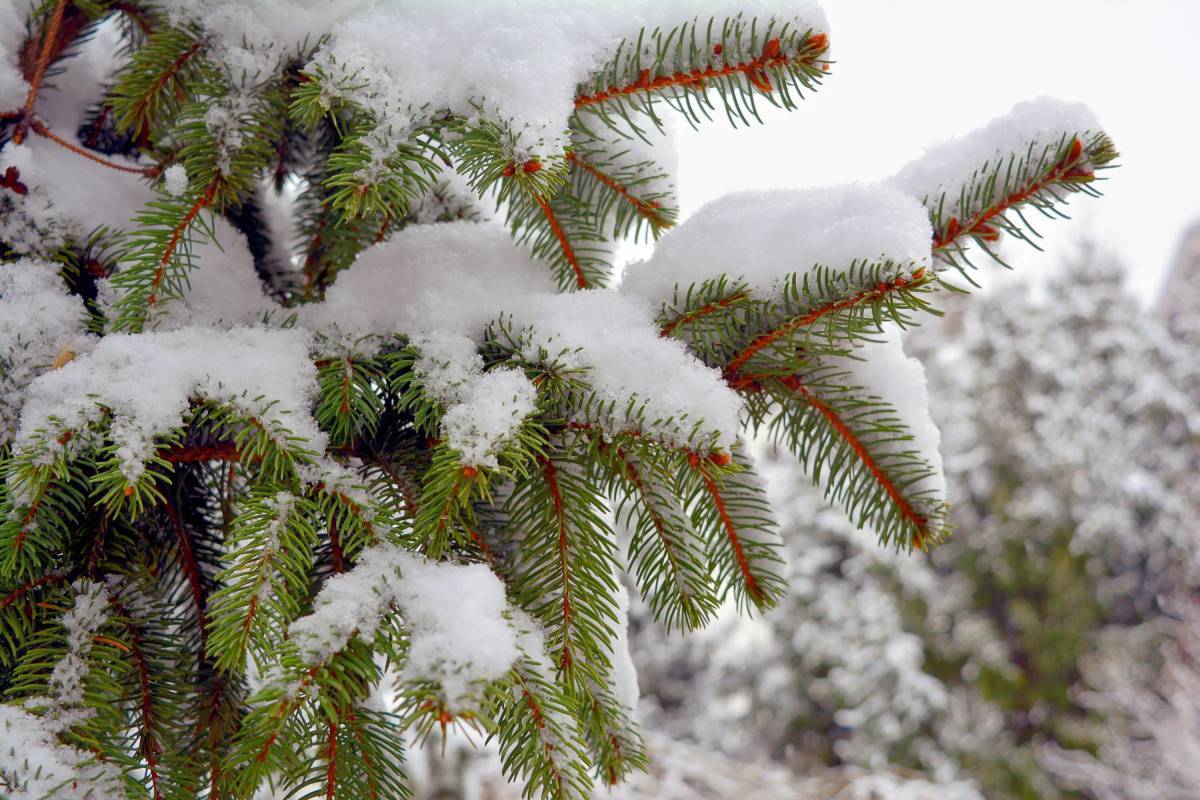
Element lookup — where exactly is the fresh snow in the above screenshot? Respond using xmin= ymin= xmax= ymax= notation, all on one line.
xmin=0 ymin=1 xmax=27 ymax=110
xmin=288 ymin=542 xmax=520 ymax=705
xmin=622 ymin=183 xmax=933 ymax=305
xmin=0 ymin=704 xmax=124 ymax=800
xmin=15 ymin=327 xmax=322 ymax=482
xmin=162 ymin=164 xmax=189 ymax=197
xmin=311 ymin=222 xmax=744 ymax=450
xmin=892 ymin=97 xmax=1101 ymax=225
xmin=839 ymin=327 xmax=946 ymax=508
xmin=304 ymin=0 xmax=828 ymax=161
xmin=47 ymin=579 xmax=110 ymax=710
xmin=0 ymin=260 xmax=93 ymax=445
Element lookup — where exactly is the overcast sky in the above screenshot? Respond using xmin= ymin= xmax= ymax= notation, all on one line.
xmin=670 ymin=0 xmax=1200 ymax=304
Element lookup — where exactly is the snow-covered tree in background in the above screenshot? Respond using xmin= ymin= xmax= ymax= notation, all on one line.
xmin=634 ymin=251 xmax=1198 ymax=799
xmin=1040 ymin=598 xmax=1200 ymax=800
xmin=0 ymin=0 xmax=1118 ymax=797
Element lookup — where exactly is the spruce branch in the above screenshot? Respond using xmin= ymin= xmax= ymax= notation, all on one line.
xmin=574 ymin=18 xmax=829 ymax=138
xmin=925 ymin=132 xmax=1118 ymax=275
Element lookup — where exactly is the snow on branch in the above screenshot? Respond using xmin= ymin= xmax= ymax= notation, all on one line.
xmin=14 ymin=327 xmax=322 ymax=484
xmin=299 ymin=2 xmax=828 ymax=163
xmin=308 ymin=223 xmax=744 ymax=454
xmin=288 ymin=541 xmax=521 ymax=706
xmin=892 ymin=97 xmax=1118 ymax=273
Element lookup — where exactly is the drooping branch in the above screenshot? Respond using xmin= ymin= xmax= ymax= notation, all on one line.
xmin=147 ymin=183 xmax=217 ymax=307
xmin=566 ymin=151 xmax=672 ymax=231
xmin=774 ymin=373 xmax=933 ymax=550
xmin=540 ymin=456 xmax=575 ymax=671
xmin=689 ymin=460 xmax=766 ymax=605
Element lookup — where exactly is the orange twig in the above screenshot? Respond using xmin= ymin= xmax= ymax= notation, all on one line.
xmin=933 ymin=138 xmax=1088 ymax=251
xmin=147 ymin=183 xmax=216 ymax=306
xmin=566 ymin=151 xmax=672 ymax=230
xmin=575 ymin=34 xmax=827 ymax=109
xmin=659 ymin=290 xmax=749 ymax=338
xmin=12 ymin=0 xmax=69 ymax=144
xmin=30 ymin=118 xmax=159 ymax=176
xmin=777 ymin=374 xmax=930 ymax=549
xmin=534 ymin=195 xmax=587 ymax=289
xmin=540 ymin=456 xmax=574 ymax=670
xmin=692 ymin=464 xmax=764 ymax=604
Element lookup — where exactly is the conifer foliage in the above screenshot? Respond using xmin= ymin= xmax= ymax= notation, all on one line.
xmin=0 ymin=1 xmax=1116 ymax=798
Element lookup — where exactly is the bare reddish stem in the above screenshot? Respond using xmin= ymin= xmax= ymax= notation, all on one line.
xmin=11 ymin=0 xmax=69 ymax=144
xmin=30 ymin=118 xmax=159 ymax=176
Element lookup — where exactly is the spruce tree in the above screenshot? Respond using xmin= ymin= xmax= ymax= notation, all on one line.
xmin=0 ymin=1 xmax=1117 ymax=798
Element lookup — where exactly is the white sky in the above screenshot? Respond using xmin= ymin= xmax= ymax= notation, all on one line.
xmin=670 ymin=0 xmax=1200 ymax=303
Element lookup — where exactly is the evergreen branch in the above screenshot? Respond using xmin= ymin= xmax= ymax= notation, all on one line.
xmin=207 ymin=490 xmax=318 ymax=672
xmin=754 ymin=368 xmax=948 ymax=550
xmin=658 ymin=284 xmax=750 ymax=339
xmin=534 ymin=194 xmax=589 ymax=290
xmin=683 ymin=449 xmax=785 ymax=612
xmin=109 ymin=27 xmax=206 ymax=138
xmin=600 ymin=444 xmax=718 ymax=632
xmin=574 ymin=19 xmax=829 ymax=137
xmin=506 ymin=448 xmax=620 ymax=687
xmin=576 ymin=685 xmax=646 ymax=786
xmin=108 ymin=182 xmax=216 ymax=332
xmin=28 ymin=117 xmax=159 ymax=176
xmin=723 ymin=266 xmax=931 ymax=380
xmin=564 ymin=128 xmax=677 ymax=242
xmin=926 ymin=132 xmax=1118 ymax=273
xmin=489 ymin=661 xmax=593 ymax=800
xmin=163 ymin=497 xmax=208 ymax=657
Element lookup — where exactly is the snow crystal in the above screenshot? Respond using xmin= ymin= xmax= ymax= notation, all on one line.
xmin=15 ymin=327 xmax=321 ymax=482
xmin=892 ymin=97 xmax=1101 ymax=219
xmin=162 ymin=164 xmax=189 ymax=197
xmin=288 ymin=542 xmax=520 ymax=705
xmin=0 ymin=705 xmax=124 ymax=800
xmin=412 ymin=333 xmax=489 ymax=405
xmin=439 ymin=368 xmax=538 ymax=469
xmin=0 ymin=259 xmax=92 ymax=445
xmin=622 ymin=183 xmax=932 ymax=305
xmin=839 ymin=327 xmax=946 ymax=506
